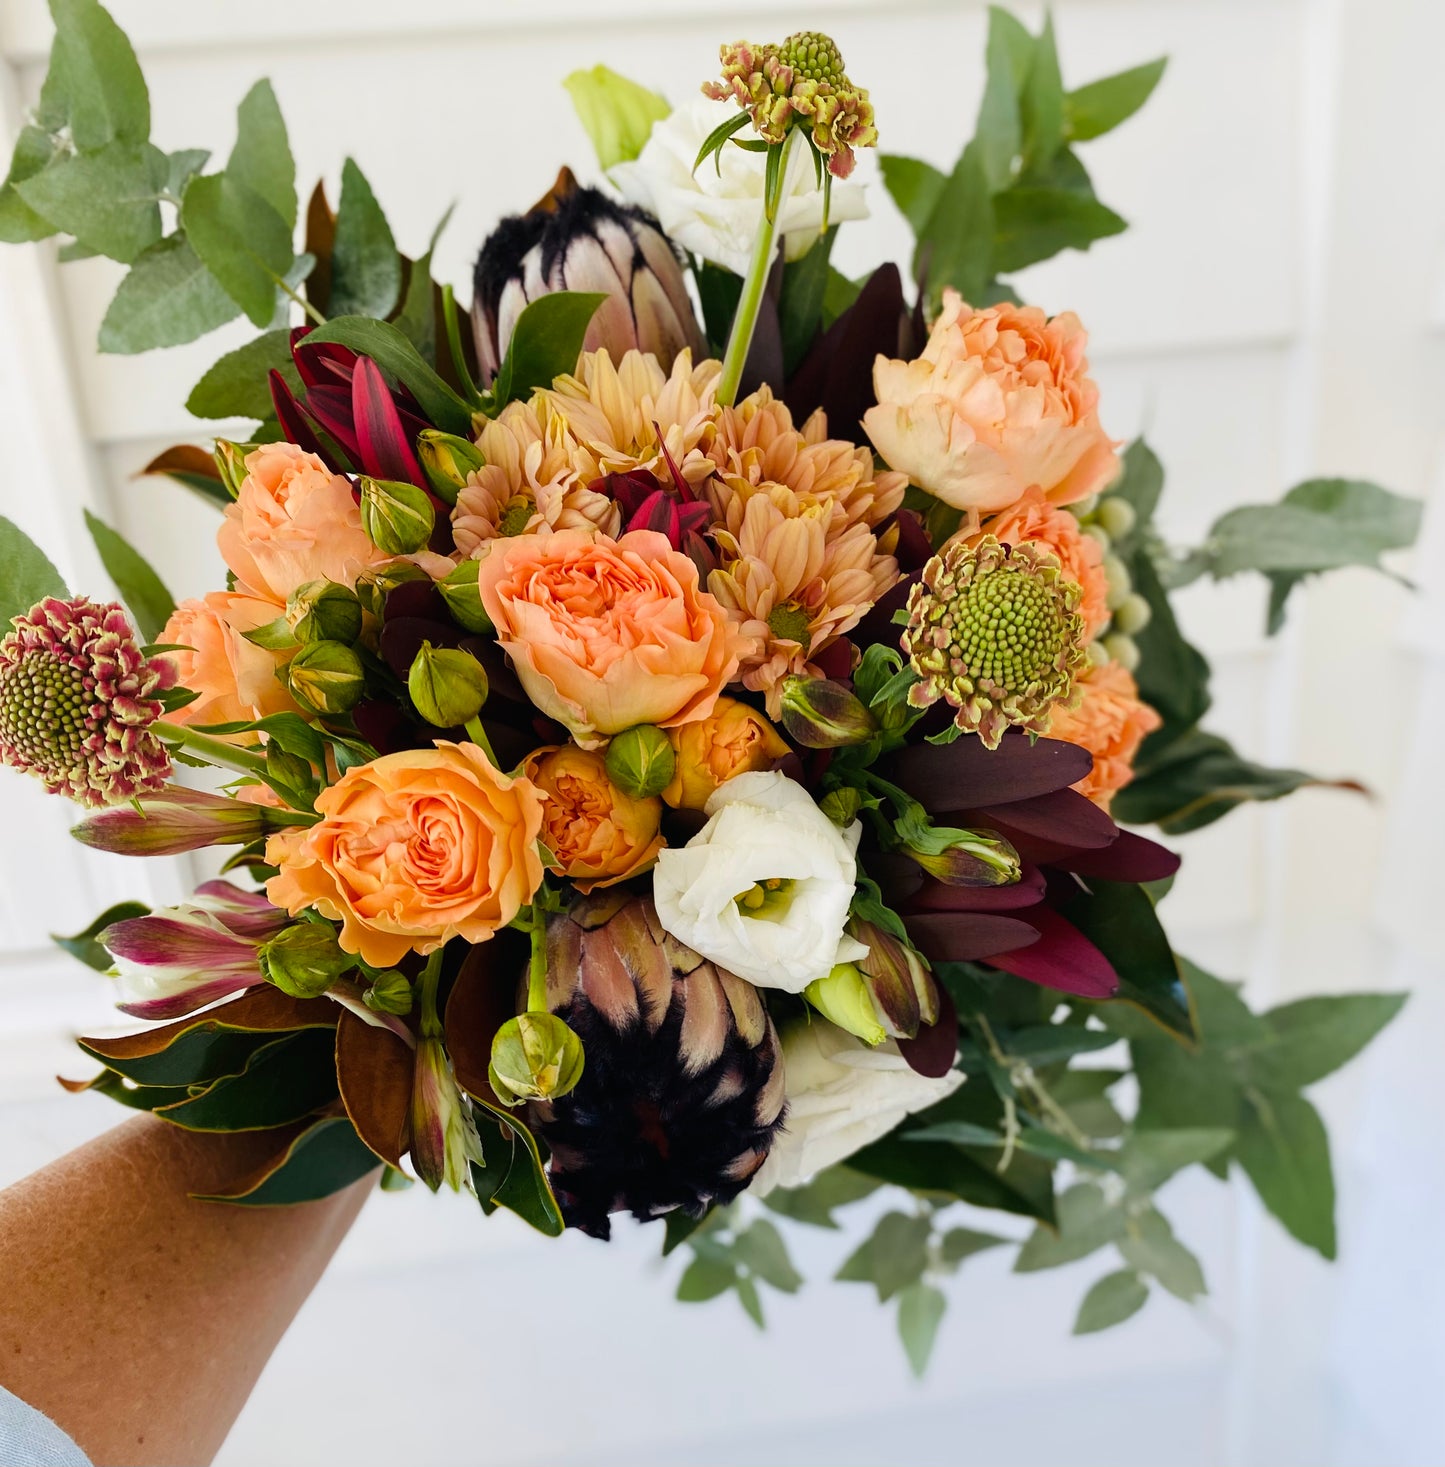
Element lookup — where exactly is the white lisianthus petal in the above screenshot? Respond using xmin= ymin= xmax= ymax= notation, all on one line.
xmin=751 ymin=1019 xmax=965 ymax=1194
xmin=652 ymin=770 xmax=861 ymax=993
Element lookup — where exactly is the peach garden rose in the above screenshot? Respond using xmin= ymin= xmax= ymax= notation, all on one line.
xmin=265 ymin=741 xmax=545 ymax=967
xmin=661 ymin=696 xmax=790 ymax=810
xmin=475 ymin=528 xmax=746 ymax=748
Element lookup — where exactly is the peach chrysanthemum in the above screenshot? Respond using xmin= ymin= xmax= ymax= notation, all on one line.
xmin=975 ymin=486 xmax=1110 ymax=640
xmin=452 ymin=399 xmax=618 ymax=557
xmin=1044 ymin=661 xmax=1162 ymax=808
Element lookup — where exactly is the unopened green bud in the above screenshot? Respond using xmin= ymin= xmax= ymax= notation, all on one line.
xmin=1069 ymin=492 xmax=1100 ymax=520
xmin=417 ymin=430 xmax=485 ymax=507
xmin=605 ymin=724 xmax=675 ymax=799
xmin=287 ymin=639 xmax=366 ymax=714
xmin=408 ymin=642 xmax=489 ymax=728
xmin=359 ymin=476 xmax=436 ymax=555
xmin=1103 ymin=555 xmax=1133 ymax=611
xmin=488 ymin=1013 xmax=585 ymax=1106
xmin=1103 ymin=631 xmax=1140 ymax=672
xmin=214 ymin=439 xmax=252 ymax=498
xmin=363 ymin=969 xmax=414 ymax=1017
xmin=805 ymin=963 xmax=886 ymax=1046
xmin=436 ymin=559 xmax=494 ymax=634
xmin=904 ymin=827 xmax=1020 ymax=886
xmin=779 ymin=675 xmax=877 ymax=748
xmin=819 ymin=786 xmax=866 ymax=827
xmin=355 ymin=561 xmax=430 ymax=619
xmin=1087 ymin=637 xmax=1111 ymax=668
xmin=1081 ymin=522 xmax=1112 ymax=551
xmin=1096 ymin=496 xmax=1138 ymax=540
xmin=1112 ymin=591 xmax=1153 ymax=636
xmin=287 ymin=579 xmax=364 ymax=645
xmin=261 ymin=922 xmax=353 ymax=998
xmin=266 ymin=743 xmax=314 ymax=792
xmin=850 ymin=918 xmax=940 ymax=1040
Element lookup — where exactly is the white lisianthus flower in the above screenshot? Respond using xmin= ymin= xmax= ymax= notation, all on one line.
xmin=752 ymin=1017 xmax=964 ymax=1194
xmin=652 ymin=770 xmax=867 ymax=993
xmin=610 ymin=97 xmax=869 ymax=277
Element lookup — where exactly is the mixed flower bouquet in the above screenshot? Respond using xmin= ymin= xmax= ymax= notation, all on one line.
xmin=0 ymin=2 xmax=1421 ymax=1370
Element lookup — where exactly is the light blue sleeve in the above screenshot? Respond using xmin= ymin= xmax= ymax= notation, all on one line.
xmin=0 ymin=1382 xmax=91 ymax=1466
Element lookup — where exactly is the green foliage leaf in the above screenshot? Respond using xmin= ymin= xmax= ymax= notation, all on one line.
xmin=0 ymin=126 xmax=67 ymax=243
xmin=48 ymin=0 xmax=150 ymax=151
xmin=182 ymin=171 xmax=295 ymax=328
xmin=990 ymin=186 xmax=1126 ymax=273
xmin=468 ymin=1099 xmax=564 ymax=1236
xmin=1128 ymin=546 xmax=1212 ymax=744
xmin=760 ymin=1166 xmax=880 ymax=1229
xmin=1236 ymin=1090 xmax=1336 ymax=1259
xmin=83 ymin=509 xmax=175 ymax=641
xmin=563 ymin=65 xmax=669 ymax=170
xmin=1019 ymin=12 xmax=1065 ymax=171
xmin=694 ymin=260 xmax=743 ymax=352
xmin=1074 ymin=1269 xmax=1148 ymax=1334
xmin=1066 ymin=59 xmax=1168 ymax=142
xmin=489 ymin=291 xmax=607 ymax=408
xmin=194 ymin=1115 xmax=378 ymax=1205
xmin=879 ymin=155 xmax=946 ymax=237
xmin=1107 ymin=438 xmax=1164 ymax=535
xmin=1253 ymin=992 xmax=1407 ymax=1091
xmin=82 ymin=1027 xmax=279 ymax=1089
xmin=99 ymin=234 xmax=242 ymax=353
xmin=780 ymin=226 xmax=837 ymax=376
xmin=676 ymin=1256 xmax=735 ymax=1302
xmin=15 ymin=140 xmax=165 ymax=263
xmin=975 ymin=7 xmax=1033 ymax=191
xmin=734 ymin=1218 xmax=803 ymax=1293
xmin=1015 ymin=1181 xmax=1124 ymax=1272
xmin=836 ymin=1210 xmax=931 ymax=1302
xmin=154 ymin=1029 xmax=338 ymax=1131
xmin=1118 ymin=1128 xmax=1234 ymax=1195
xmin=390 ymin=206 xmax=452 ymax=365
xmin=195 ymin=710 xmax=325 ymax=767
xmin=329 ymin=158 xmax=401 ymax=320
xmin=1050 ymin=1067 xmax=1126 ymax=1139
xmin=914 ymin=142 xmax=993 ymax=302
xmin=735 ymin=1274 xmax=765 ymax=1328
xmin=186 ymin=329 xmax=298 ymax=420
xmin=939 ymin=1227 xmax=1010 ymax=1265
xmin=1118 ymin=1207 xmax=1206 ymax=1301
xmin=897 ymin=1281 xmax=947 ymax=1377
xmin=52 ymin=900 xmax=148 ymax=972
xmin=229 ymin=80 xmax=296 ymax=230
xmin=165 ymin=148 xmax=210 ymax=199
xmin=0 ymin=515 xmax=69 ymax=625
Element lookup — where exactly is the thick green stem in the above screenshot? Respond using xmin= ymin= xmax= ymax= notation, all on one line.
xmin=463 ymin=715 xmax=498 ymax=767
xmin=526 ymin=910 xmax=548 ymax=1013
xmin=717 ymin=130 xmax=798 ymax=407
xmin=154 ymin=721 xmax=269 ymax=777
xmin=416 ymin=949 xmax=445 ymax=1040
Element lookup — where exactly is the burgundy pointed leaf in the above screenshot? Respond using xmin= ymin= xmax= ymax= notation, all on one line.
xmin=883 ymin=733 xmax=1096 ymax=812
xmin=813 ymin=637 xmax=854 ymax=680
xmin=902 ymin=912 xmax=1039 ymax=966
xmin=269 ymin=369 xmax=333 ymax=465
xmin=889 ymin=508 xmax=933 ymax=573
xmin=352 ymin=355 xmax=427 ymax=487
xmin=852 ymin=574 xmax=914 ymax=652
xmin=897 ymin=983 xmax=959 ymax=1079
xmin=1062 ymin=829 xmax=1182 ymax=884
xmin=300 ymin=383 xmax=362 ymax=462
xmin=292 ymin=331 xmax=358 ymax=389
xmin=384 ymin=580 xmax=452 ymax=624
xmin=967 ymin=787 xmax=1119 ymax=852
xmin=985 ymin=906 xmax=1118 ymax=998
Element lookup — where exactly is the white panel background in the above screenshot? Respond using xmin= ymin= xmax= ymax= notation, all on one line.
xmin=0 ymin=0 xmax=1441 ymax=1462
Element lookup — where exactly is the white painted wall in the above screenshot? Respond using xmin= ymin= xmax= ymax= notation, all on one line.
xmin=0 ymin=0 xmax=1440 ymax=1463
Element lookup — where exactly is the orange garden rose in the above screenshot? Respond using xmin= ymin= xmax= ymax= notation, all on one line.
xmin=977 ymin=486 xmax=1110 ymax=640
xmin=662 ymin=695 xmax=790 ymax=810
xmin=1045 ymin=661 xmax=1162 ymax=807
xmin=219 ymin=441 xmax=390 ymax=603
xmin=522 ymin=744 xmax=664 ymax=890
xmin=475 ymin=528 xmax=746 ymax=748
xmin=265 ymin=742 xmax=545 ymax=966
xmin=159 ymin=591 xmax=299 ymax=729
xmin=864 ymin=291 xmax=1118 ymax=514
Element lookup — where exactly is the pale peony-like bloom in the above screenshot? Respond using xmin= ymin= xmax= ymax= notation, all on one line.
xmin=864 ymin=292 xmax=1119 ymax=514
xmin=1044 ymin=660 xmax=1162 ymax=808
xmin=611 ymin=97 xmax=868 ymax=276
xmin=652 ymin=770 xmax=867 ymax=994
xmin=751 ymin=1017 xmax=963 ymax=1194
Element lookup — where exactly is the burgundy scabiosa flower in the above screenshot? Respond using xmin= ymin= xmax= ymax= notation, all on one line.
xmin=0 ymin=596 xmax=174 ymax=807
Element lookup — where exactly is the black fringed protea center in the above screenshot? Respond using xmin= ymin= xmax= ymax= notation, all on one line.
xmin=526 ymin=893 xmax=786 ymax=1240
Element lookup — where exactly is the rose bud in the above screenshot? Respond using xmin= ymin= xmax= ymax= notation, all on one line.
xmin=850 ymin=918 xmax=939 ymax=1040
xmin=778 ymin=675 xmax=878 ymax=748
xmin=471 ymin=167 xmax=705 ymax=383
xmin=408 ymin=642 xmax=489 ymax=728
xmin=604 ymin=723 xmax=676 ymax=801
xmin=286 ymin=640 xmax=366 ymax=714
xmin=662 ymin=696 xmax=790 ymax=810
xmin=488 ymin=1012 xmax=586 ymax=1106
xmin=417 ymin=430 xmax=486 ymax=507
xmin=804 ymin=962 xmax=887 ymax=1047
xmin=359 ymin=476 xmax=436 ymax=556
xmin=363 ymin=969 xmax=414 ymax=1017
xmin=260 ymin=922 xmax=354 ymax=999
xmin=355 ymin=561 xmax=430 ymax=619
xmin=435 ymin=559 xmax=494 ymax=634
xmin=287 ymin=579 xmax=364 ymax=646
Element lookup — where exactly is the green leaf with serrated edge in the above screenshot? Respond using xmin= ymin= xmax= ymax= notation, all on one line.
xmin=229 ymin=80 xmax=295 ymax=229
xmin=1236 ymin=1090 xmax=1336 ymax=1258
xmin=329 ymin=159 xmax=401 ymax=320
xmin=564 ymin=65 xmax=669 ymax=171
xmin=734 ymin=1274 xmax=765 ymax=1328
xmin=1073 ymin=1269 xmax=1148 ymax=1334
xmin=780 ymin=225 xmax=837 ymax=376
xmin=0 ymin=515 xmax=69 ymax=625
xmin=761 ymin=1167 xmax=881 ymax=1229
xmin=16 ymin=140 xmax=165 ymax=263
xmin=182 ymin=172 xmax=294 ymax=328
xmin=1118 ymin=1128 xmax=1233 ymax=1195
xmin=1015 ymin=1181 xmax=1124 ymax=1272
xmin=880 ymin=155 xmax=946 ymax=238
xmin=990 ymin=186 xmax=1126 ymax=273
xmin=99 ymin=235 xmax=242 ymax=354
xmin=1128 ymin=547 xmax=1212 ymax=749
xmin=1067 ymin=58 xmax=1167 ymax=141
xmin=194 ymin=1115 xmax=378 ymax=1205
xmin=1020 ymin=11 xmax=1065 ymax=170
xmin=975 ymin=6 xmax=1033 ymax=191
xmin=469 ymin=1096 xmax=564 ymax=1236
xmin=52 ymin=899 xmax=148 ymax=972
xmin=0 ymin=126 xmax=67 ymax=243
xmin=490 ymin=291 xmax=607 ymax=408
xmin=1250 ymin=992 xmax=1407 ymax=1092
xmin=302 ymin=316 xmax=472 ymax=435
xmin=1118 ymin=1206 xmax=1206 ymax=1301
xmin=915 ymin=142 xmax=993 ymax=301
xmin=185 ymin=329 xmax=298 ymax=420
xmin=676 ymin=1256 xmax=735 ymax=1302
xmin=49 ymin=0 xmax=150 ymax=150
xmin=734 ymin=1218 xmax=803 ymax=1293
xmin=153 ymin=1029 xmax=338 ymax=1131
xmin=939 ymin=1227 xmax=1009 ymax=1266
xmin=83 ymin=510 xmax=175 ymax=642
xmin=897 ymin=1282 xmax=947 ymax=1377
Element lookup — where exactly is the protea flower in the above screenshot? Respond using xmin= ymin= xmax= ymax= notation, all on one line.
xmin=526 ymin=892 xmax=786 ymax=1239
xmin=0 ymin=596 xmax=174 ymax=807
xmin=472 ymin=168 xmax=706 ymax=383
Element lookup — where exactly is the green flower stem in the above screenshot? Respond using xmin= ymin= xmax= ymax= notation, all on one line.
xmin=416 ymin=949 xmax=446 ymax=1040
xmin=153 ymin=721 xmax=269 ymax=777
xmin=463 ymin=715 xmax=498 ymax=767
xmin=717 ymin=129 xmax=799 ymax=407
xmin=526 ymin=908 xmax=548 ymax=1014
